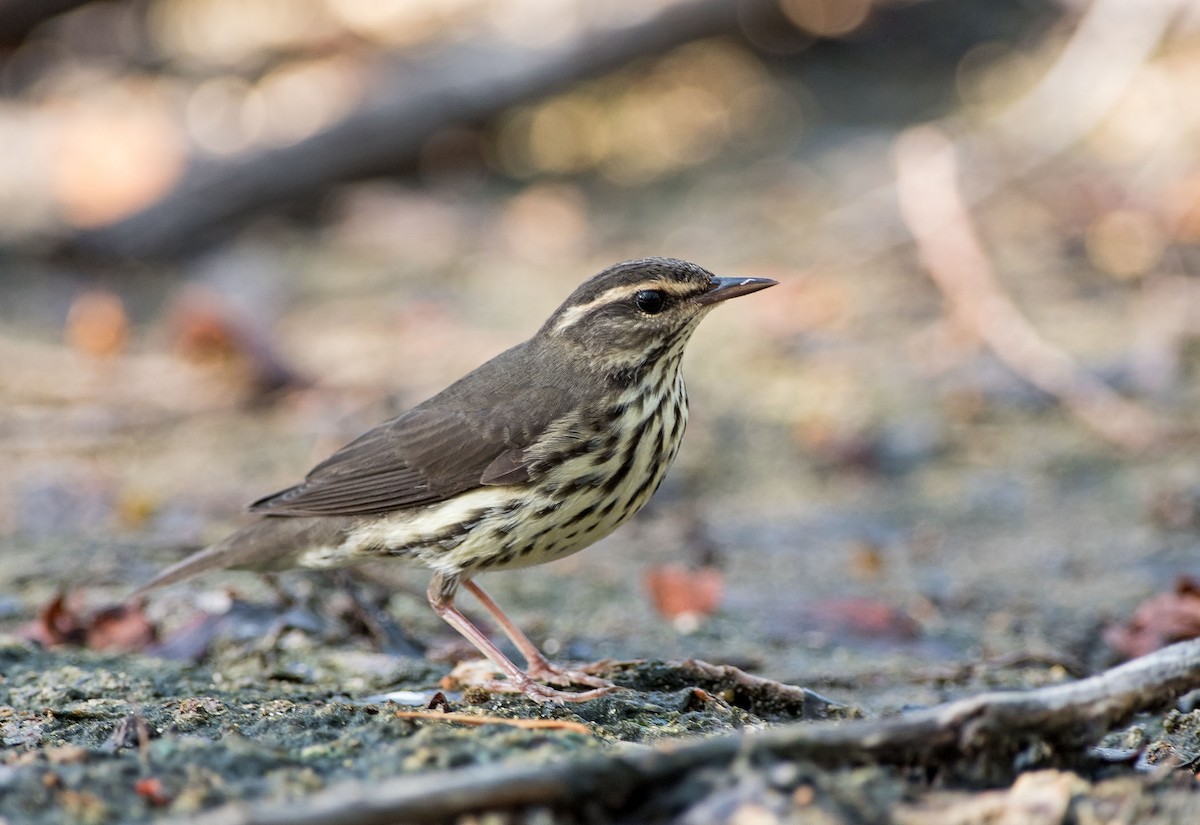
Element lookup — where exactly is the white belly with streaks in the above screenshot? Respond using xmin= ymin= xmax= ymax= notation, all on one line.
xmin=329 ymin=369 xmax=688 ymax=577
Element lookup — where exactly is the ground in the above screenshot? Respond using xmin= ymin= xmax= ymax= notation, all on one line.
xmin=3 ymin=6 xmax=1200 ymax=820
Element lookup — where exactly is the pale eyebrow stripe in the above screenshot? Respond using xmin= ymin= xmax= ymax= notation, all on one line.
xmin=552 ymin=281 xmax=701 ymax=333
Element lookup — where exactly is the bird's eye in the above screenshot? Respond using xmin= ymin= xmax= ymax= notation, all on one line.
xmin=635 ymin=290 xmax=666 ymax=314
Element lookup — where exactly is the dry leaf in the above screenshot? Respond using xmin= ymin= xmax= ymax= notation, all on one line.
xmin=133 ymin=777 xmax=171 ymax=807
xmin=806 ymin=597 xmax=921 ymax=641
xmin=643 ymin=563 xmax=724 ymax=632
xmin=1104 ymin=577 xmax=1200 ymax=658
xmin=17 ymin=592 xmax=157 ymax=653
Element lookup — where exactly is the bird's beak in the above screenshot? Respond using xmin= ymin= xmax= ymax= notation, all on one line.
xmin=694 ymin=276 xmax=779 ymax=306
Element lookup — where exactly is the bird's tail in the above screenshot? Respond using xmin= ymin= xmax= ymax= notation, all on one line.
xmin=129 ymin=541 xmax=243 ymax=599
xmin=129 ymin=517 xmax=341 ymax=599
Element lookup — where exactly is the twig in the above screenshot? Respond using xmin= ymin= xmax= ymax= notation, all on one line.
xmin=185 ymin=639 xmax=1200 ymax=825
xmin=392 ymin=710 xmax=590 ymax=735
xmin=893 ymin=125 xmax=1175 ymax=452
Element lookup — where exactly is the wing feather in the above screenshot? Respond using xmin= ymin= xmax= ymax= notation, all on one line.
xmin=247 ymin=371 xmax=578 ymax=517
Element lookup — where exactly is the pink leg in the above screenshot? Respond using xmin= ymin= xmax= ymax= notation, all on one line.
xmin=463 ymin=579 xmax=614 ymax=689
xmin=427 ymin=574 xmax=612 ymax=704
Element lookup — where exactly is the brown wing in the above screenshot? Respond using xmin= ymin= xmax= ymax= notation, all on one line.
xmin=248 ymin=381 xmax=576 ymax=517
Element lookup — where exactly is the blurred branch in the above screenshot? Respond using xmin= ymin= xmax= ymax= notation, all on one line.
xmin=0 ymin=0 xmax=94 ymax=47
xmin=826 ymin=0 xmax=1187 ymax=266
xmin=986 ymin=0 xmax=1183 ymax=156
xmin=893 ymin=126 xmax=1175 ymax=452
xmin=180 ymin=641 xmax=1200 ymax=824
xmin=63 ymin=0 xmax=782 ymax=261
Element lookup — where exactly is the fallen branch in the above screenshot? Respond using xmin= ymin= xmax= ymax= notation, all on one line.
xmin=893 ymin=125 xmax=1175 ymax=452
xmin=185 ymin=639 xmax=1200 ymax=825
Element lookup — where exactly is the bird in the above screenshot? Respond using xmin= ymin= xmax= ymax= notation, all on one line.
xmin=134 ymin=258 xmax=776 ymax=703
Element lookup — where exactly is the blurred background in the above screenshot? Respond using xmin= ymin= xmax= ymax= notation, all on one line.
xmin=2 ymin=0 xmax=1200 ymax=691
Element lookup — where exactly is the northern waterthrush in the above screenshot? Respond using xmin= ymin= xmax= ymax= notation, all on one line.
xmin=135 ymin=258 xmax=776 ymax=703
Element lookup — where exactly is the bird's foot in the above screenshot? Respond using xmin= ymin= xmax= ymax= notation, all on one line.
xmin=522 ymin=658 xmax=616 ymax=690
xmin=480 ymin=677 xmax=616 ymax=705
xmin=444 ymin=659 xmax=616 ymax=704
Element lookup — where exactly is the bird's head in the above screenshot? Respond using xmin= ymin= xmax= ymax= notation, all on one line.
xmin=539 ymin=258 xmax=776 ymax=378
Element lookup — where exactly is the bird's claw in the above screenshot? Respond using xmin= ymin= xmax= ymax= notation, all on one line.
xmin=479 ymin=678 xmax=616 ymax=705
xmin=522 ymin=655 xmax=615 ymax=689
xmin=443 ymin=658 xmax=618 ymax=704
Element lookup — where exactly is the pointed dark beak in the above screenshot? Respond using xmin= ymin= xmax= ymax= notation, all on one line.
xmin=694 ymin=276 xmax=778 ymax=306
